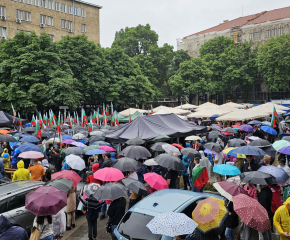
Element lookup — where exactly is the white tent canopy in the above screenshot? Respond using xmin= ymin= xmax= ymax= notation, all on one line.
xmin=153 ymin=108 xmax=171 ymax=115
xmin=248 ymin=105 xmax=286 ymax=115
xmin=219 ymin=102 xmax=243 ymax=108
xmin=216 ymin=109 xmax=269 ymax=121
xmin=187 ymin=109 xmax=230 ymax=118
xmin=153 ymin=106 xmax=190 ymax=115
xmin=119 ymin=108 xmax=147 ymax=117
xmin=175 ymin=103 xmax=198 ymax=109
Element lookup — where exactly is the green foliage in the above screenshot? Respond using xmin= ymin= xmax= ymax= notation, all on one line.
xmin=199 ymin=36 xmax=234 ymax=57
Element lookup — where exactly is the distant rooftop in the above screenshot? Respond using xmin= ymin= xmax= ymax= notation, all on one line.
xmin=75 ymin=0 xmax=102 ymax=9
xmin=184 ymin=6 xmax=290 ymax=39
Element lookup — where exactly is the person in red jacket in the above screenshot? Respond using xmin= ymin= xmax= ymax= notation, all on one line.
xmin=269 ymin=184 xmax=282 ymax=231
xmin=86 ymin=163 xmax=102 ymax=185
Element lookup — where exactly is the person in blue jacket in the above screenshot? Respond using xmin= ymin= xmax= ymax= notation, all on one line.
xmin=11 ymin=148 xmax=21 ymax=168
xmin=181 ymin=155 xmax=190 ymax=190
xmin=0 ymin=215 xmax=29 ymax=240
xmin=61 ymin=157 xmax=70 ymax=170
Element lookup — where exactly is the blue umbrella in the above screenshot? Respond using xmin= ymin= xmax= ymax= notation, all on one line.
xmin=18 ymin=144 xmax=43 ymax=153
xmin=19 ymin=136 xmax=40 ymax=143
xmin=24 ymin=123 xmax=31 ymax=127
xmin=93 ymin=141 xmax=111 ymax=146
xmin=258 ymin=166 xmax=289 ymax=184
xmin=210 ymin=114 xmax=220 ymax=120
xmin=232 ymin=146 xmax=267 ymax=156
xmin=64 ymin=129 xmax=73 ymax=133
xmin=204 ymin=149 xmax=213 ymax=155
xmin=213 ymin=164 xmax=241 ymax=175
xmin=239 ymin=125 xmax=254 ymax=132
xmin=85 ymin=149 xmax=106 ymax=155
xmin=261 ymin=126 xmax=277 ymax=135
xmin=62 ymin=135 xmax=72 ymax=139
xmin=261 ymin=121 xmax=271 ymax=126
xmin=248 ymin=120 xmax=261 ymax=125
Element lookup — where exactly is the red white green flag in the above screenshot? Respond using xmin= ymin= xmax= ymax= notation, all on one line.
xmin=35 ymin=117 xmax=42 ymax=140
xmin=106 ymin=105 xmax=109 ymax=116
xmin=64 ymin=109 xmax=67 ymax=120
xmin=96 ymin=111 xmax=99 ymax=125
xmin=74 ymin=111 xmax=77 ymax=125
xmin=43 ymin=113 xmax=47 ymax=124
xmin=92 ymin=111 xmax=96 ymax=124
xmin=129 ymin=109 xmax=132 ymax=123
xmin=270 ymin=104 xmax=278 ymax=128
xmin=88 ymin=120 xmax=93 ymax=132
xmin=151 ymin=105 xmax=154 ymax=114
xmin=57 ymin=116 xmax=61 ymax=137
xmin=191 ymin=165 xmax=209 ymax=190
xmin=18 ymin=113 xmax=23 ymax=130
xmin=31 ymin=115 xmax=36 ymax=126
xmin=115 ymin=112 xmax=119 ymax=126
xmin=102 ymin=104 xmax=106 ymax=116
xmin=111 ymin=102 xmax=114 ymax=115
xmin=81 ymin=108 xmax=87 ymax=127
xmin=11 ymin=103 xmax=16 ymax=123
xmin=103 ymin=113 xmax=107 ymax=125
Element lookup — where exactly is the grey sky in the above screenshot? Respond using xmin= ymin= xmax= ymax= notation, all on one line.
xmin=87 ymin=0 xmax=289 ymax=50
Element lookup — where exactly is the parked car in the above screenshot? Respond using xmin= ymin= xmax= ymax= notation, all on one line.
xmin=113 ymin=189 xmax=225 ymax=240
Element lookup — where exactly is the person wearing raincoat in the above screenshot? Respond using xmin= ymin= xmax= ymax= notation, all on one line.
xmin=12 ymin=160 xmax=30 ymax=182
xmin=273 ymin=197 xmax=290 ymax=240
xmin=2 ymin=152 xmax=10 ymax=169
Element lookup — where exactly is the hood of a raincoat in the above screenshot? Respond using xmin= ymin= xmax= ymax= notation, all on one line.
xmin=17 ymin=160 xmax=24 ymax=169
xmin=284 ymin=197 xmax=290 ymax=207
xmin=0 ymin=215 xmax=12 ymax=234
xmin=92 ymin=163 xmax=99 ymax=172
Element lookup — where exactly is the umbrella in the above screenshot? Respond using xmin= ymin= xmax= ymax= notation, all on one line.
xmin=222 ymin=148 xmax=246 ymax=158
xmin=18 ymin=144 xmax=43 ymax=153
xmin=153 ymin=135 xmax=170 ymax=142
xmin=227 ymin=176 xmax=242 ymax=185
xmin=204 ymin=143 xmax=222 ymax=153
xmin=232 ymin=146 xmax=267 ymax=156
xmin=66 ymin=154 xmax=86 ymax=171
xmin=192 ymin=197 xmax=228 ymax=234
xmin=221 ymin=127 xmax=237 ymax=134
xmin=144 ymin=172 xmax=168 ymax=190
xmin=61 ymin=139 xmax=76 ymax=145
xmin=72 ymin=133 xmax=85 ymax=140
xmin=32 ymin=131 xmax=50 ymax=138
xmin=93 ymin=182 xmax=127 ymax=201
xmin=155 ymin=154 xmax=185 ymax=171
xmin=261 ymin=126 xmax=277 ymax=135
xmin=101 ymin=125 xmax=111 ymax=129
xmin=171 ymin=143 xmax=184 ymax=150
xmin=25 ymin=186 xmax=67 ymax=216
xmin=46 ymin=178 xmax=73 ymax=192
xmin=150 ymin=142 xmax=168 ymax=152
xmin=84 ymin=145 xmax=100 ymax=153
xmin=227 ymin=139 xmax=247 ymax=147
xmin=211 ymin=126 xmax=222 ymax=131
xmin=249 ymin=139 xmax=272 ymax=148
xmin=207 ymin=131 xmax=222 ymax=142
xmin=239 ymin=125 xmax=254 ymax=132
xmin=204 ymin=148 xmax=213 ymax=155
xmin=144 ymin=158 xmax=158 ymax=166
xmin=146 ymin=212 xmax=198 ymax=237
xmin=89 ymin=135 xmax=105 ymax=142
xmin=51 ymin=170 xmax=82 ymax=186
xmin=82 ymin=183 xmax=101 ymax=197
xmin=126 ymin=138 xmax=145 ymax=145
xmin=0 ymin=135 xmax=17 ymax=142
xmin=100 ymin=145 xmax=115 ymax=152
xmin=272 ymin=140 xmax=290 ymax=151
xmin=85 ymin=149 xmax=106 ymax=155
xmin=94 ymin=167 xmax=124 ymax=182
xmin=282 ymin=136 xmax=290 ymax=142
xmin=93 ymin=141 xmax=111 ymax=146
xmin=120 ymin=146 xmax=152 ymax=159
xmin=90 ymin=131 xmax=105 ymax=136
xmin=113 ymin=157 xmax=141 ymax=172
xmin=185 ymin=136 xmax=201 ymax=141
xmin=240 ymin=171 xmax=277 ymax=185
xmin=122 ymin=178 xmax=149 ymax=197
xmin=233 ymin=194 xmax=271 ymax=233
xmin=19 ymin=151 xmax=44 ymax=159
xmin=213 ymin=182 xmax=248 ymax=201
xmin=213 ymin=165 xmax=241 ymax=176
xmin=181 ymin=148 xmax=201 ymax=159
xmin=162 ymin=144 xmax=181 ymax=155
xmin=258 ymin=166 xmax=289 ymax=184
xmin=19 ymin=136 xmax=40 ymax=143
xmin=261 ymin=121 xmax=271 ymax=126
xmin=278 ymin=146 xmax=290 ymax=155
xmin=23 ymin=127 xmax=36 ymax=133
xmin=70 ymin=141 xmax=87 ymax=148
xmin=63 ymin=147 xmax=84 ymax=155
xmin=248 ymin=120 xmax=262 ymax=125
xmin=248 ymin=136 xmax=260 ymax=141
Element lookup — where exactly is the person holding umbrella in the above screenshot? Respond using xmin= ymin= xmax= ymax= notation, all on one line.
xmin=66 ymin=186 xmax=77 ymax=230
xmin=243 ymin=155 xmax=258 ymax=172
xmin=33 ymin=215 xmax=53 ymax=240
xmin=273 ymin=197 xmax=290 ymax=240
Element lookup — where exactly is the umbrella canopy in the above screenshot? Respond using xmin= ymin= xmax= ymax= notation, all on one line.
xmin=144 ymin=158 xmax=158 ymax=166
xmin=23 ymin=127 xmax=36 ymax=133
xmin=70 ymin=141 xmax=87 ymax=148
xmin=232 ymin=146 xmax=267 ymax=156
xmin=113 ymin=157 xmax=141 ymax=172
xmin=19 ymin=136 xmax=40 ymax=143
xmin=221 ymin=127 xmax=237 ymax=134
xmin=0 ymin=135 xmax=17 ymax=142
xmin=192 ymin=197 xmax=228 ymax=234
xmin=146 ymin=212 xmax=198 ymax=237
xmin=213 ymin=182 xmax=248 ymax=201
xmin=278 ymin=146 xmax=290 ymax=155
xmin=85 ymin=149 xmax=106 ymax=155
xmin=261 ymin=121 xmax=271 ymax=126
xmin=122 ymin=178 xmax=149 ymax=197
xmin=249 ymin=139 xmax=272 ymax=148
xmin=204 ymin=143 xmax=222 ymax=153
xmin=153 ymin=135 xmax=170 ymax=142
xmin=282 ymin=136 xmax=290 ymax=142
xmin=64 ymin=147 xmax=84 ymax=155
xmin=223 ymin=148 xmax=245 ymax=159
xmin=94 ymin=167 xmax=124 ymax=182
xmin=72 ymin=133 xmax=85 ymax=140
xmin=258 ymin=166 xmax=289 ymax=184
xmin=261 ymin=126 xmax=277 ymax=135
xmin=240 ymin=171 xmax=277 ymax=185
xmin=62 ymin=139 xmax=76 ymax=145
xmin=19 ymin=151 xmax=44 ymax=159
xmin=181 ymin=148 xmax=201 ymax=159
xmin=185 ymin=135 xmax=201 ymax=141
xmin=18 ymin=144 xmax=43 ymax=153
xmin=272 ymin=140 xmax=290 ymax=151
xmin=100 ymin=145 xmax=115 ymax=152
xmin=162 ymin=144 xmax=181 ymax=155
xmin=155 ymin=154 xmax=185 ymax=171
xmin=144 ymin=172 xmax=168 ymax=190
xmin=207 ymin=131 xmax=222 ymax=142
xmin=239 ymin=125 xmax=254 ymax=132
xmin=227 ymin=139 xmax=247 ymax=148
xmin=93 ymin=182 xmax=127 ymax=201
xmin=82 ymin=183 xmax=101 ymax=197
xmin=171 ymin=143 xmax=184 ymax=150
xmin=126 ymin=138 xmax=145 ymax=145
xmin=89 ymin=135 xmax=105 ymax=142
xmin=90 ymin=131 xmax=105 ymax=136
xmin=150 ymin=142 xmax=169 ymax=152
xmin=84 ymin=145 xmax=100 ymax=153
xmin=25 ymin=186 xmax=67 ymax=216
xmin=93 ymin=141 xmax=111 ymax=146
xmin=46 ymin=178 xmax=73 ymax=192
xmin=233 ymin=194 xmax=271 ymax=233
xmin=213 ymin=165 xmax=241 ymax=176
xmin=120 ymin=145 xmax=152 ymax=159
xmin=66 ymin=154 xmax=86 ymax=171
xmin=248 ymin=120 xmax=262 ymax=125
xmin=51 ymin=170 xmax=82 ymax=186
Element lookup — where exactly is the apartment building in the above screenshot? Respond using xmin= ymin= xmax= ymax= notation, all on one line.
xmin=0 ymin=0 xmax=101 ymax=43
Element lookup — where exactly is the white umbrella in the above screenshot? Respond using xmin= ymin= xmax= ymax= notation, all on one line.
xmin=66 ymin=154 xmax=85 ymax=170
xmin=162 ymin=144 xmax=181 ymax=155
xmin=249 ymin=136 xmax=260 ymax=141
xmin=72 ymin=133 xmax=85 ymax=140
xmin=185 ymin=135 xmax=201 ymax=141
xmin=144 ymin=158 xmax=158 ymax=166
xmin=90 ymin=131 xmax=105 ymax=136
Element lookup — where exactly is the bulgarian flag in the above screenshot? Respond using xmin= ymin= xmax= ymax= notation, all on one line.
xmin=31 ymin=115 xmax=36 ymax=126
xmin=43 ymin=113 xmax=47 ymax=124
xmin=18 ymin=113 xmax=23 ymax=129
xmin=92 ymin=111 xmax=96 ymax=124
xmin=81 ymin=108 xmax=87 ymax=127
xmin=271 ymin=104 xmax=278 ymax=128
xmin=151 ymin=105 xmax=154 ymax=114
xmin=111 ymin=102 xmax=114 ymax=115
xmin=106 ymin=105 xmax=109 ymax=116
xmin=115 ymin=112 xmax=119 ymax=126
xmin=64 ymin=109 xmax=67 ymax=120
xmin=57 ymin=116 xmax=61 ymax=139
xmin=88 ymin=120 xmax=93 ymax=132
xmin=103 ymin=113 xmax=107 ymax=125
xmin=11 ymin=103 xmax=16 ymax=123
xmin=191 ymin=165 xmax=209 ymax=190
xmin=74 ymin=111 xmax=77 ymax=125
xmin=35 ymin=117 xmax=42 ymax=140
xmin=102 ymin=104 xmax=106 ymax=116
xmin=96 ymin=111 xmax=99 ymax=125
xmin=129 ymin=109 xmax=132 ymax=123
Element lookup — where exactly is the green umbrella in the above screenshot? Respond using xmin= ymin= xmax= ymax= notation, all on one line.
xmin=101 ymin=125 xmax=111 ymax=129
xmin=272 ymin=140 xmax=290 ymax=151
xmin=153 ymin=135 xmax=170 ymax=142
xmin=84 ymin=145 xmax=100 ymax=153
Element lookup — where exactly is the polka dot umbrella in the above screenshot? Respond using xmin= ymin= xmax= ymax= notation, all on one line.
xmin=192 ymin=197 xmax=228 ymax=234
xmin=233 ymin=194 xmax=271 ymax=233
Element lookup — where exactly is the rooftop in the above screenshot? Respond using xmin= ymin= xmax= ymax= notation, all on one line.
xmin=184 ymin=6 xmax=290 ymax=39
xmin=74 ymin=0 xmax=102 ymax=9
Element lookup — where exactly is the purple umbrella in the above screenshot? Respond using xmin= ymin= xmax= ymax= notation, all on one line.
xmin=25 ymin=186 xmax=67 ymax=216
xmin=239 ymin=124 xmax=254 ymax=132
xmin=62 ymin=139 xmax=76 ymax=145
xmin=278 ymin=146 xmax=290 ymax=155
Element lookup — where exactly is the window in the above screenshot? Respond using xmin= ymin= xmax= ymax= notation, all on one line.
xmin=48 ymin=0 xmax=53 ymax=9
xmin=25 ymin=31 xmax=31 ymax=34
xmin=278 ymin=26 xmax=283 ymax=36
xmin=55 ymin=2 xmax=59 ymax=11
xmin=34 ymin=0 xmax=39 ymax=6
xmin=67 ymin=21 xmax=72 ymax=30
xmin=0 ymin=6 xmax=5 ymax=17
xmin=61 ymin=3 xmax=66 ymax=13
xmin=272 ymin=27 xmax=277 ymax=37
xmin=61 ymin=19 xmax=66 ymax=28
xmin=47 ymin=16 xmax=53 ymax=26
xmin=18 ymin=0 xmax=24 ymax=3
xmin=40 ymin=15 xmax=46 ymax=24
xmin=266 ymin=28 xmax=271 ymax=38
xmin=41 ymin=0 xmax=46 ymax=8
xmin=49 ymin=34 xmax=54 ymax=41
xmin=81 ymin=24 xmax=86 ymax=33
xmin=249 ymin=32 xmax=253 ymax=40
xmin=81 ymin=8 xmax=86 ymax=17
xmin=24 ymin=11 xmax=31 ymax=21
xmin=7 ymin=191 xmax=31 ymax=212
xmin=74 ymin=7 xmax=78 ymax=16
xmin=0 ymin=198 xmax=8 ymax=214
xmin=26 ymin=0 xmax=32 ymax=4
xmin=16 ymin=10 xmax=23 ymax=20
xmin=253 ymin=31 xmax=259 ymax=40
xmin=67 ymin=5 xmax=72 ymax=14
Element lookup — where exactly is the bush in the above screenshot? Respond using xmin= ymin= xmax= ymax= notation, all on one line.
xmin=204 ymin=182 xmax=217 ymax=192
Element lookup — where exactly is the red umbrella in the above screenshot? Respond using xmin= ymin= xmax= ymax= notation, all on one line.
xmin=93 ymin=167 xmax=124 ymax=182
xmin=233 ymin=194 xmax=271 ymax=233
xmin=52 ymin=170 xmax=82 ymax=187
xmin=144 ymin=173 xmax=168 ymax=190
xmin=231 ymin=125 xmax=240 ymax=128
xmin=171 ymin=143 xmax=184 ymax=150
xmin=213 ymin=182 xmax=247 ymax=201
xmin=25 ymin=186 xmax=67 ymax=216
xmin=221 ymin=132 xmax=234 ymax=136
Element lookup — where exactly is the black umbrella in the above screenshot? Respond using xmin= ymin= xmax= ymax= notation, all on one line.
xmin=154 ymin=154 xmax=185 ymax=171
xmin=150 ymin=142 xmax=168 ymax=152
xmin=23 ymin=127 xmax=36 ymax=133
xmin=211 ymin=126 xmax=221 ymax=131
xmin=120 ymin=146 xmax=151 ymax=159
xmin=122 ymin=178 xmax=149 ymax=197
xmin=93 ymin=183 xmax=127 ymax=201
xmin=227 ymin=139 xmax=247 ymax=148
xmin=113 ymin=157 xmax=141 ymax=172
xmin=282 ymin=136 xmax=290 ymax=142
xmin=33 ymin=130 xmax=50 ymax=138
xmin=89 ymin=135 xmax=105 ymax=142
xmin=240 ymin=171 xmax=277 ymax=185
xmin=0 ymin=135 xmax=17 ymax=142
xmin=153 ymin=135 xmax=170 ymax=142
xmin=63 ymin=147 xmax=84 ymax=155
xmin=204 ymin=143 xmax=223 ymax=153
xmin=265 ymin=117 xmax=271 ymax=121
xmin=221 ymin=127 xmax=237 ymax=134
xmin=249 ymin=139 xmax=272 ymax=148
xmin=181 ymin=148 xmax=201 ymax=159
xmin=46 ymin=178 xmax=73 ymax=192
xmin=126 ymin=138 xmax=145 ymax=146
xmin=207 ymin=131 xmax=222 ymax=142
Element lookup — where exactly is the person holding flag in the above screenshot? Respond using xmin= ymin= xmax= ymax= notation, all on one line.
xmin=191 ymin=157 xmax=209 ymax=192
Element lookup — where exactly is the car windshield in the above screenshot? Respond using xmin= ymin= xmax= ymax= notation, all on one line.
xmin=118 ymin=212 xmax=161 ymax=240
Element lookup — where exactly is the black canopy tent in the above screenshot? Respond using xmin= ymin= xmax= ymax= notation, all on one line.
xmin=106 ymin=113 xmax=207 ymax=143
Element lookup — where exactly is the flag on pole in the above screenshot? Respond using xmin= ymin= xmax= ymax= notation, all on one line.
xmin=35 ymin=118 xmax=41 ymax=139
xmin=81 ymin=108 xmax=87 ymax=127
xmin=111 ymin=102 xmax=114 ymax=115
xmin=106 ymin=105 xmax=109 ymax=116
xmin=103 ymin=113 xmax=107 ymax=125
xmin=18 ymin=113 xmax=23 ymax=130
xmin=11 ymin=103 xmax=16 ymax=123
xmin=74 ymin=111 xmax=77 ymax=125
xmin=271 ymin=104 xmax=278 ymax=128
xmin=88 ymin=120 xmax=93 ymax=132
xmin=31 ymin=115 xmax=36 ymax=126
xmin=92 ymin=111 xmax=96 ymax=124
xmin=129 ymin=109 xmax=132 ymax=123
xmin=64 ymin=109 xmax=67 ymax=120
xmin=115 ymin=112 xmax=119 ymax=126
xmin=151 ymin=105 xmax=154 ymax=114
xmin=102 ymin=104 xmax=106 ymax=116
xmin=97 ymin=111 xmax=99 ymax=125
xmin=43 ymin=113 xmax=47 ymax=124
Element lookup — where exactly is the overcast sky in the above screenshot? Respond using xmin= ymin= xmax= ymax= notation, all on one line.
xmin=87 ymin=0 xmax=289 ymax=50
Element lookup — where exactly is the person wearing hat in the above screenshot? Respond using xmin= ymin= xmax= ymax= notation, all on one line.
xmin=2 ymin=152 xmax=10 ymax=170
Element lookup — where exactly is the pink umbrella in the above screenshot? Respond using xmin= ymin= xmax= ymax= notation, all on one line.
xmin=71 ymin=142 xmax=87 ymax=148
xmin=100 ymin=146 xmax=115 ymax=152
xmin=144 ymin=173 xmax=168 ymax=190
xmin=19 ymin=151 xmax=44 ymax=159
xmin=62 ymin=139 xmax=76 ymax=145
xmin=52 ymin=170 xmax=82 ymax=186
xmin=93 ymin=167 xmax=124 ymax=182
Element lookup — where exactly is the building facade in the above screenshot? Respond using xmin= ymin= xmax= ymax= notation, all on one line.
xmin=0 ymin=0 xmax=101 ymax=43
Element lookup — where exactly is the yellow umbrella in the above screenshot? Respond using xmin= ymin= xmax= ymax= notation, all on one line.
xmin=223 ymin=148 xmax=246 ymax=158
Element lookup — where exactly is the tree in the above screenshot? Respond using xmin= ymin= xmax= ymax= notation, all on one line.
xmin=200 ymin=36 xmax=234 ymax=57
